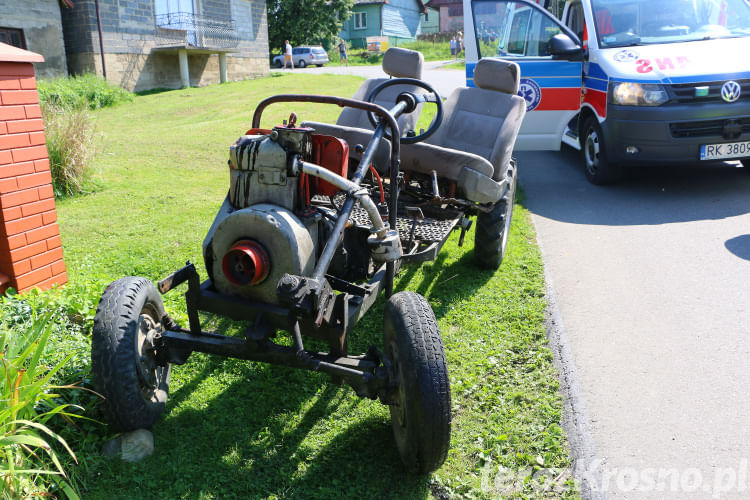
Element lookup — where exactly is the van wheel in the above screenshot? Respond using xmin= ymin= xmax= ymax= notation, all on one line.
xmin=582 ymin=116 xmax=621 ymax=185
xmin=274 ymin=59 xmax=282 ymax=68
xmin=298 ymin=60 xmax=306 ymax=68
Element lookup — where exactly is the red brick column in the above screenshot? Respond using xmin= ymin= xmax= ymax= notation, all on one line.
xmin=0 ymin=43 xmax=67 ymax=293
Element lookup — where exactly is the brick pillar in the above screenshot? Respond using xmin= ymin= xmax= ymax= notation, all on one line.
xmin=0 ymin=43 xmax=67 ymax=293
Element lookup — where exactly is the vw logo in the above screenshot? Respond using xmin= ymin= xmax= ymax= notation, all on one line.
xmin=720 ymin=81 xmax=741 ymax=103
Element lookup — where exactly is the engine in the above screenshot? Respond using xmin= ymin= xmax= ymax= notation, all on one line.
xmin=202 ymin=121 xmax=355 ymax=305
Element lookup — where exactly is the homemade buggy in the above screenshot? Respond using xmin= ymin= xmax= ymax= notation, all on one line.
xmin=91 ymin=49 xmax=526 ymax=474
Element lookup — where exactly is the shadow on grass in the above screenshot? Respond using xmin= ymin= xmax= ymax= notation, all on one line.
xmin=133 ymin=87 xmax=178 ymax=96
xmin=396 ymin=247 xmax=495 ymax=320
xmin=83 ymin=241 xmax=496 ymax=498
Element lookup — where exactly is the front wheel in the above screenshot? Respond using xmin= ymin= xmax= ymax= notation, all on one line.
xmin=298 ymin=59 xmax=306 ymax=68
xmin=582 ymin=116 xmax=621 ymax=185
xmin=474 ymin=162 xmax=517 ymax=270
xmin=274 ymin=59 xmax=282 ymax=68
xmin=384 ymin=292 xmax=451 ymax=474
xmin=92 ymin=277 xmax=171 ymax=431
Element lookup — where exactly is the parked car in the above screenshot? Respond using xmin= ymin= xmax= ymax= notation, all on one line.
xmin=464 ymin=0 xmax=750 ymax=185
xmin=273 ymin=46 xmax=329 ymax=68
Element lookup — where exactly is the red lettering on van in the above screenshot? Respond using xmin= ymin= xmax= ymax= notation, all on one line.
xmin=636 ymin=59 xmax=653 ymax=73
xmin=677 ymin=56 xmax=690 ymax=69
xmin=655 ymin=58 xmax=674 ymax=70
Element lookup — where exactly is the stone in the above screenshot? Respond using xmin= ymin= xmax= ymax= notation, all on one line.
xmin=120 ymin=429 xmax=154 ymax=462
xmin=100 ymin=436 xmax=122 ymax=458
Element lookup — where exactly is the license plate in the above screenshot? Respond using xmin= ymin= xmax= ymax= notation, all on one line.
xmin=700 ymin=141 xmax=750 ymax=160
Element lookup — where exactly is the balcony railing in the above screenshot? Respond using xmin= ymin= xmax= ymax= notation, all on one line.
xmin=155 ymin=11 xmax=239 ymax=49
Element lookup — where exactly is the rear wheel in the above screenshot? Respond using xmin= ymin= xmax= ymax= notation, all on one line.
xmin=298 ymin=59 xmax=306 ymax=68
xmin=92 ymin=277 xmax=170 ymax=431
xmin=474 ymin=162 xmax=517 ymax=270
xmin=582 ymin=116 xmax=621 ymax=185
xmin=384 ymin=292 xmax=451 ymax=474
xmin=274 ymin=59 xmax=282 ymax=68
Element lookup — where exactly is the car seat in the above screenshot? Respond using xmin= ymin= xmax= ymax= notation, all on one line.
xmin=302 ymin=47 xmax=425 ymax=171
xmin=399 ymin=58 xmax=526 ymax=204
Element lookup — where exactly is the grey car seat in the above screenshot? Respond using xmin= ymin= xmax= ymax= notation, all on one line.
xmin=399 ymin=58 xmax=526 ymax=204
xmin=302 ymin=47 xmax=425 ymax=171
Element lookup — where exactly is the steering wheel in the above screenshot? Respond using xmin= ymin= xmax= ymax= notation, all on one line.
xmin=365 ymin=78 xmax=443 ymax=145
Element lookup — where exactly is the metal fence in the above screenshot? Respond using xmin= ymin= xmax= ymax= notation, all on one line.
xmin=155 ymin=11 xmax=239 ymax=49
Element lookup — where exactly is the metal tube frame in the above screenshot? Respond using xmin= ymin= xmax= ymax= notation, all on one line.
xmin=251 ymin=95 xmax=405 ymax=293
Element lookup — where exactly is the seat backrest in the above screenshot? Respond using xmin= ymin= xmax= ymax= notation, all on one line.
xmin=425 ymin=58 xmax=526 ymax=180
xmin=337 ymin=47 xmax=425 ymax=136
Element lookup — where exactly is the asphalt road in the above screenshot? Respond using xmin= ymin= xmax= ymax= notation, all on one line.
xmin=518 ymin=152 xmax=750 ymax=499
xmin=276 ymin=59 xmax=466 ymax=98
xmin=293 ymin=62 xmax=750 ymax=498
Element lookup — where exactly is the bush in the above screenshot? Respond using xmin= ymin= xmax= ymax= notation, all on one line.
xmin=42 ymin=103 xmax=94 ymax=197
xmin=0 ymin=310 xmax=82 ymax=499
xmin=38 ymin=74 xmax=133 ymax=110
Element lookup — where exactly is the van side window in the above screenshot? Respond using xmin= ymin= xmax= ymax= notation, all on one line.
xmin=565 ymin=3 xmax=585 ymax=41
xmin=474 ymin=1 xmax=565 ymax=58
xmin=507 ymin=7 xmax=562 ymax=56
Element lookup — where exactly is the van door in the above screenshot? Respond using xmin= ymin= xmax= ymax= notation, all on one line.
xmin=468 ymin=0 xmax=584 ymax=150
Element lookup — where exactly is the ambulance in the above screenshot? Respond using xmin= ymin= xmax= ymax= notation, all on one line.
xmin=463 ymin=0 xmax=750 ymax=184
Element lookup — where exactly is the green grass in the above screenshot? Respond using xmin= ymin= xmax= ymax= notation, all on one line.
xmin=48 ymin=74 xmax=577 ymax=498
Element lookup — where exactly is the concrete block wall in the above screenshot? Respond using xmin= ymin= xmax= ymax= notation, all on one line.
xmin=0 ymin=46 xmax=67 ymax=293
xmin=0 ymin=0 xmax=69 ymax=79
xmin=62 ymin=0 xmax=270 ymax=92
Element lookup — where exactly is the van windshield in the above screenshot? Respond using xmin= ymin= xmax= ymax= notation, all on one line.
xmin=591 ymin=0 xmax=750 ymax=47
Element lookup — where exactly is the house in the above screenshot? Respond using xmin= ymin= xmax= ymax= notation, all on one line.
xmin=425 ymin=0 xmax=463 ymax=32
xmin=340 ymin=0 xmax=426 ymax=50
xmin=0 ymin=0 xmax=270 ymax=92
xmin=420 ymin=6 xmax=439 ymax=34
xmin=0 ymin=0 xmax=69 ymax=79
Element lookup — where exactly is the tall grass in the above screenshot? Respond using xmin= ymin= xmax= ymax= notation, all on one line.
xmin=41 ymin=103 xmax=94 ymax=198
xmin=0 ymin=312 xmax=81 ymax=499
xmin=38 ymin=74 xmax=133 ymax=110
xmin=38 ymin=74 xmax=133 ymax=197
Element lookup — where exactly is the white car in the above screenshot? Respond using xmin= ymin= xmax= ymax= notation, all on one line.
xmin=273 ymin=46 xmax=329 ymax=68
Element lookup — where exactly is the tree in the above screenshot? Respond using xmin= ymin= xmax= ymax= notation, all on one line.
xmin=267 ymin=0 xmax=354 ymax=54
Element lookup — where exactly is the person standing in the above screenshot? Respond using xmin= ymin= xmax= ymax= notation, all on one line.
xmin=283 ymin=39 xmax=293 ymax=69
xmin=338 ymin=38 xmax=348 ymax=67
xmin=457 ymin=34 xmax=463 ymax=59
xmin=450 ymin=36 xmax=457 ymax=58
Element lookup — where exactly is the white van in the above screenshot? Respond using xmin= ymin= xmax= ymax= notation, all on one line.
xmin=463 ymin=0 xmax=750 ymax=184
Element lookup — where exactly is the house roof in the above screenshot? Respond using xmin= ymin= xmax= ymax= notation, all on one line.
xmin=354 ymin=0 xmax=426 ymax=13
xmin=0 ymin=42 xmax=44 ymax=63
xmin=425 ymin=0 xmax=461 ymax=6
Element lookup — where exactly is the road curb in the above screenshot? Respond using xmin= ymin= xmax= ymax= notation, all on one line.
xmin=533 ymin=214 xmax=609 ymax=500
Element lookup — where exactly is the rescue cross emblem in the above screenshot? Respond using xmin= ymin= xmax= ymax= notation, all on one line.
xmin=721 ymin=81 xmax=741 ymax=103
xmin=518 ymin=78 xmax=542 ymax=111
xmin=613 ymin=49 xmax=639 ymax=62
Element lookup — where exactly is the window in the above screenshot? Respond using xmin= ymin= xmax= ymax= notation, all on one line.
xmin=473 ymin=1 xmax=563 ymax=58
xmin=0 ymin=27 xmax=26 ymax=50
xmin=354 ymin=12 xmax=367 ymax=29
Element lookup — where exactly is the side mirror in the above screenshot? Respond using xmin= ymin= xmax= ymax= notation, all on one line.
xmin=549 ymin=33 xmax=584 ymax=60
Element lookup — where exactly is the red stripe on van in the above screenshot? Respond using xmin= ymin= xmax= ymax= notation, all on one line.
xmin=536 ymin=88 xmax=580 ymax=111
xmin=583 ymin=88 xmax=607 ymax=118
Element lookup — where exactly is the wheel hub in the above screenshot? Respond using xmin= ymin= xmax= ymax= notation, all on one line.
xmin=135 ymin=314 xmax=161 ymax=395
xmin=386 ymin=342 xmax=407 ymax=427
xmin=585 ymin=129 xmax=601 ymax=173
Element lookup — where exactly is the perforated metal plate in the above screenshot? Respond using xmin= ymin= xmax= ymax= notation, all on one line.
xmin=349 ymin=205 xmax=458 ymax=243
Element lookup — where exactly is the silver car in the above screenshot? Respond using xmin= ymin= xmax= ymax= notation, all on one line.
xmin=273 ymin=46 xmax=329 ymax=68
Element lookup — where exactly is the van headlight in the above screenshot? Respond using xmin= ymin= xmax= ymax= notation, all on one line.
xmin=609 ymin=82 xmax=669 ymax=106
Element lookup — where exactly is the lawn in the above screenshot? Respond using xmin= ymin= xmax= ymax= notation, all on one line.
xmin=273 ymin=40 xmax=458 ymax=69
xmin=50 ymin=73 xmax=577 ymax=498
